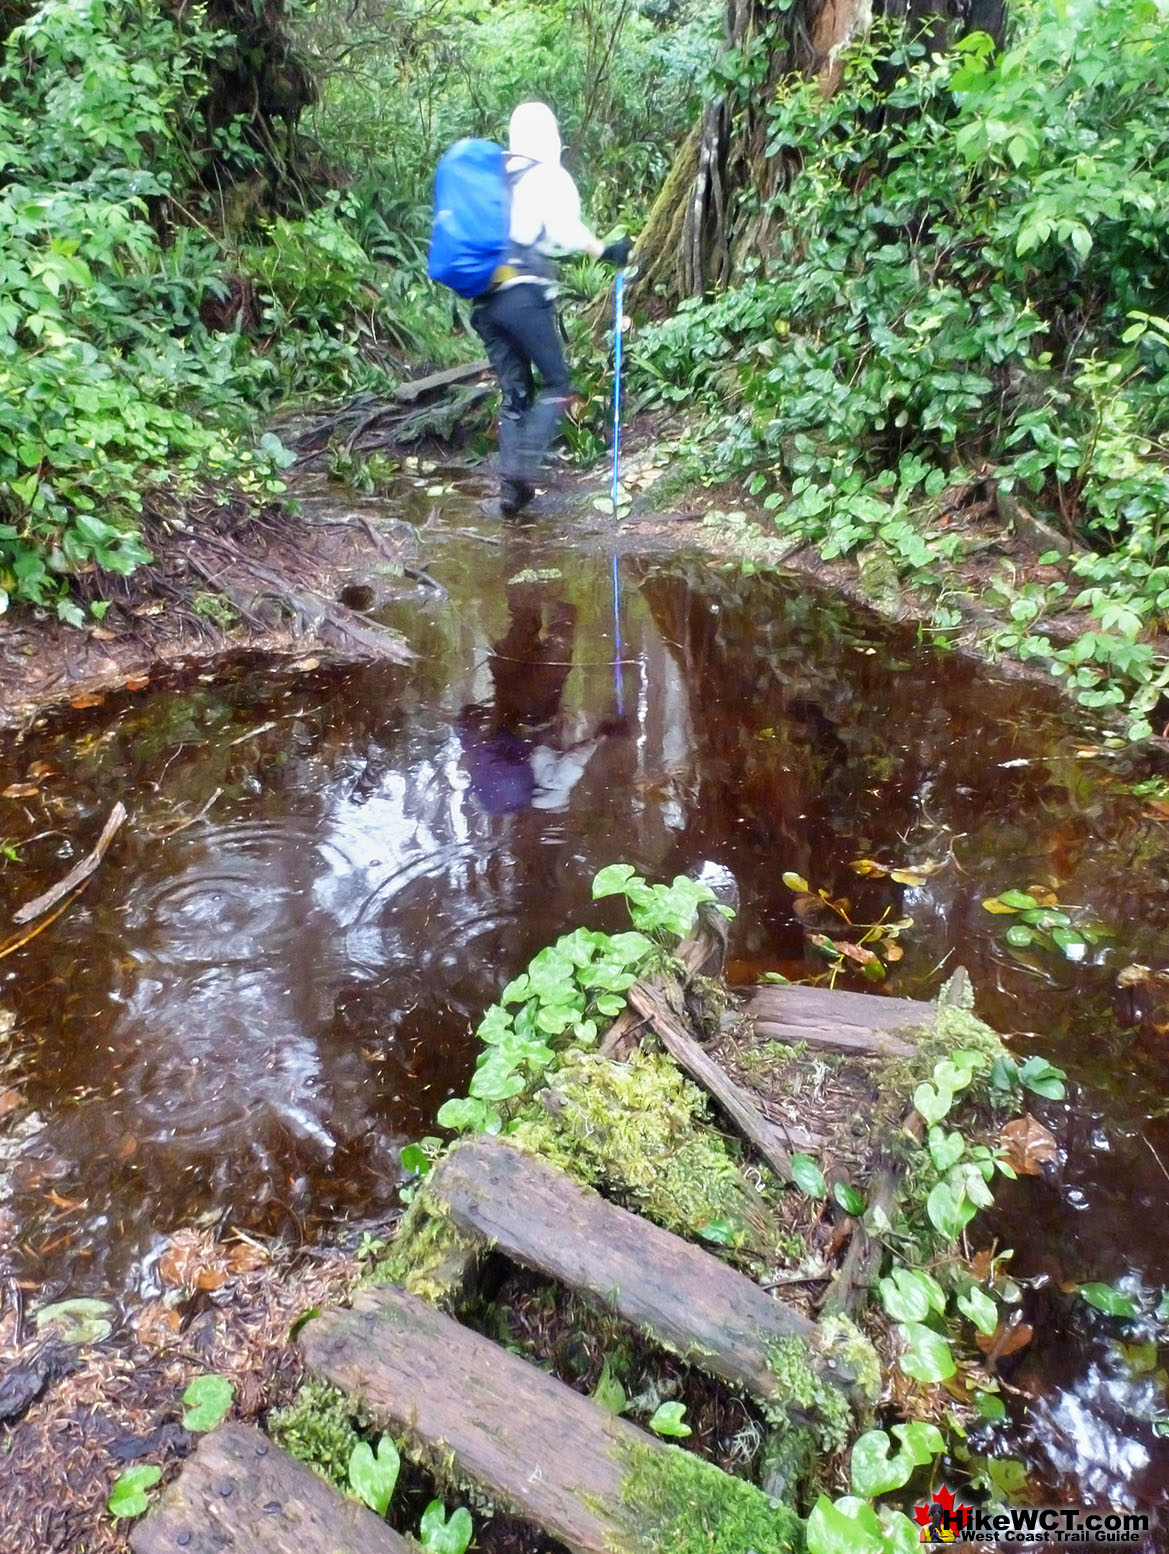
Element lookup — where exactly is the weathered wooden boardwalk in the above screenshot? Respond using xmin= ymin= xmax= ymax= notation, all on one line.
xmin=132 ymin=980 xmax=934 ymax=1553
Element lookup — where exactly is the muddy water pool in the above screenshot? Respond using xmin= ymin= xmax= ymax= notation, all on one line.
xmin=2 ymin=488 xmax=1169 ymax=1512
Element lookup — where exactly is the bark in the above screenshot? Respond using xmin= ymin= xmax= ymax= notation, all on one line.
xmin=635 ymin=0 xmax=1008 ymax=303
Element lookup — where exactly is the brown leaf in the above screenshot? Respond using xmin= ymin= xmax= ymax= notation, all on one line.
xmin=69 ymin=692 xmax=106 ymax=709
xmin=849 ymin=858 xmax=890 ymax=877
xmin=226 ymin=1241 xmax=267 ymax=1273
xmin=123 ymin=673 xmax=150 ymax=691
xmin=135 ymin=1301 xmax=183 ymax=1346
xmin=157 ymin=1228 xmax=208 ymax=1288
xmin=837 ymin=940 xmax=879 ymax=966
xmin=999 ymin=1115 xmax=1060 ymax=1176
xmin=112 ymin=1132 xmax=138 ymax=1161
xmin=2 ymin=783 xmax=41 ymax=799
xmin=0 ymin=1088 xmax=22 ymax=1119
xmin=26 ymin=763 xmax=56 ymax=780
xmin=883 ymin=942 xmax=904 ymax=962
xmin=977 ymin=1318 xmax=1033 ymax=1361
xmin=195 ymin=1266 xmax=227 ymax=1291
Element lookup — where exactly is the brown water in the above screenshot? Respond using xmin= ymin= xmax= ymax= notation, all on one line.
xmin=2 ymin=478 xmax=1169 ymax=1513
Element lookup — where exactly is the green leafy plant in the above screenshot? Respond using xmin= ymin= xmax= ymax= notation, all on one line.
xmin=348 ymin=1435 xmax=400 ymax=1517
xmin=437 ymin=865 xmax=729 ymax=1137
xmin=647 ymin=1400 xmax=691 ymax=1438
xmin=981 ymin=886 xmax=1104 ymax=962
xmin=181 ymin=1373 xmax=234 ymax=1432
xmin=418 ymin=1500 xmax=474 ymax=1554
xmin=633 ymin=4 xmax=1169 ymax=739
xmin=108 ymin=1464 xmax=162 ymax=1520
xmin=781 ymin=870 xmax=910 ymax=984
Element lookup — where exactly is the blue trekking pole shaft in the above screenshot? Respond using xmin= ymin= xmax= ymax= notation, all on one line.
xmin=610 ymin=267 xmax=625 ymax=512
xmin=610 ymin=268 xmax=625 ymax=716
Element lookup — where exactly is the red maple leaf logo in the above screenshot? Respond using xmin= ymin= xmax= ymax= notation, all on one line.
xmin=914 ymin=1484 xmax=967 ymax=1528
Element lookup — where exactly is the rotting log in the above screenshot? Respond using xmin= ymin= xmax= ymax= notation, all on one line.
xmin=599 ymin=907 xmax=729 ymax=1061
xmin=129 ymin=1422 xmax=410 ymax=1554
xmin=394 ymin=360 xmax=489 ymax=404
xmin=300 ymin=1285 xmax=797 ymax=1554
xmin=626 ymin=980 xmax=795 ymax=1184
xmin=741 ymin=983 xmax=934 ymax=1057
xmin=426 ymin=1135 xmax=853 ymax=1412
xmin=820 ymin=973 xmax=966 ymax=1315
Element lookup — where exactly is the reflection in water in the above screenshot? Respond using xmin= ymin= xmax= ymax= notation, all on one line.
xmin=2 ymin=496 xmax=1169 ymax=1509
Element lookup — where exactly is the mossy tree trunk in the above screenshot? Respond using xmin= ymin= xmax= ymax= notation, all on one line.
xmin=635 ymin=0 xmax=1007 ymax=302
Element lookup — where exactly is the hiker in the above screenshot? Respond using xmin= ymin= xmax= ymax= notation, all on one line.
xmin=471 ymin=101 xmax=632 ymax=517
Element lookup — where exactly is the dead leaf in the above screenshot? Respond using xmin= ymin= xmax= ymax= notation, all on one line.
xmin=2 ymin=783 xmax=41 ymax=799
xmin=226 ymin=1242 xmax=266 ymax=1273
xmin=135 ymin=1301 xmax=183 ymax=1345
xmin=26 ymin=763 xmax=56 ymax=780
xmin=112 ymin=1132 xmax=138 ymax=1161
xmin=837 ymin=941 xmax=879 ymax=966
xmin=850 ymin=858 xmax=889 ymax=877
xmin=69 ymin=692 xmax=105 ymax=709
xmin=1025 ymin=884 xmax=1059 ymax=907
xmin=883 ymin=942 xmax=904 ymax=962
xmin=157 ymin=1228 xmax=207 ymax=1289
xmin=89 ymin=626 xmax=117 ymax=642
xmin=195 ymin=1266 xmax=227 ymax=1291
xmin=123 ymin=673 xmax=150 ymax=691
xmin=0 ymin=1088 xmax=22 ymax=1119
xmin=999 ymin=1115 xmax=1060 ymax=1176
xmin=977 ymin=1318 xmax=1033 ymax=1361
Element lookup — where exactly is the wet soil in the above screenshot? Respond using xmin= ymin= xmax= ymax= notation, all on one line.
xmin=3 ymin=454 xmax=1169 ymax=1544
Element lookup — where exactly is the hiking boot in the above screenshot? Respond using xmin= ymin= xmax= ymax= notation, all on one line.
xmin=500 ymin=478 xmax=536 ymax=518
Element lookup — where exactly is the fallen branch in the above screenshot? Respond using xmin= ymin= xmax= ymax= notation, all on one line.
xmin=599 ymin=908 xmax=727 ymax=1061
xmin=12 ymin=801 xmax=128 ymax=926
xmin=626 ymin=981 xmax=794 ymax=1184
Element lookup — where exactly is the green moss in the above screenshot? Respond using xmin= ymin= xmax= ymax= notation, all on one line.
xmin=508 ymin=1048 xmax=769 ymax=1248
xmin=613 ymin=1440 xmax=802 ymax=1554
xmin=816 ymin=1315 xmax=880 ymax=1414
xmin=764 ymin=1337 xmax=853 ymax=1456
xmin=915 ymin=1004 xmax=1008 ymax=1077
xmin=362 ymin=1184 xmax=478 ymax=1305
xmin=268 ymin=1379 xmax=366 ymax=1489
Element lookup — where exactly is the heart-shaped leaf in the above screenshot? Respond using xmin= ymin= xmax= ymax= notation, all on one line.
xmin=182 ymin=1373 xmax=234 ymax=1432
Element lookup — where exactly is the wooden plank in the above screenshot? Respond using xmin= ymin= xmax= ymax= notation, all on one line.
xmin=428 ymin=1136 xmax=837 ymax=1410
xmin=301 ymin=1286 xmax=686 ymax=1554
xmin=627 ymin=981 xmax=795 ymax=1183
xmin=742 ymin=984 xmax=934 ymax=1057
xmin=130 ymin=1422 xmax=410 ymax=1554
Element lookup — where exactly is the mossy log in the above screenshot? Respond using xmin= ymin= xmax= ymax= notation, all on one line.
xmin=130 ymin=1422 xmax=410 ymax=1554
xmin=426 ymin=1135 xmax=859 ymax=1419
xmin=300 ymin=1285 xmax=802 ymax=1554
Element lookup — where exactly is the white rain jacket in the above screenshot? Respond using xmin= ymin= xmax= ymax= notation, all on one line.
xmin=501 ymin=102 xmax=602 ymax=286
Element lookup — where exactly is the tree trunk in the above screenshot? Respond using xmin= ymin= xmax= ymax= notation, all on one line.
xmin=635 ymin=0 xmax=1007 ymax=303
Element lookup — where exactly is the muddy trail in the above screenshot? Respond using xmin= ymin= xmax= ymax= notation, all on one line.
xmin=3 ymin=456 xmax=1169 ymax=1533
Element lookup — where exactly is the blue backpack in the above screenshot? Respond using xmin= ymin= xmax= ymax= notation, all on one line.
xmin=428 ymin=139 xmax=522 ymax=300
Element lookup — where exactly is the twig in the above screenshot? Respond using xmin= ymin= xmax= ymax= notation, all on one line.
xmin=11 ymin=802 xmax=128 ymax=925
xmin=1143 ymin=1133 xmax=1169 ymax=1186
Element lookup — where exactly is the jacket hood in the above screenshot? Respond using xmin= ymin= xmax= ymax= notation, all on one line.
xmin=508 ymin=101 xmax=562 ymax=165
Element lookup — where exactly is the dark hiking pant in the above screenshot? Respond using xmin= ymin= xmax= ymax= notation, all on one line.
xmin=471 ymin=284 xmax=573 ymax=483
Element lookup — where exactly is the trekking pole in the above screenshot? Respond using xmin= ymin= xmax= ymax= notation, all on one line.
xmin=610 ymin=267 xmax=626 ymax=716
xmin=610 ymin=266 xmax=626 ymax=514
